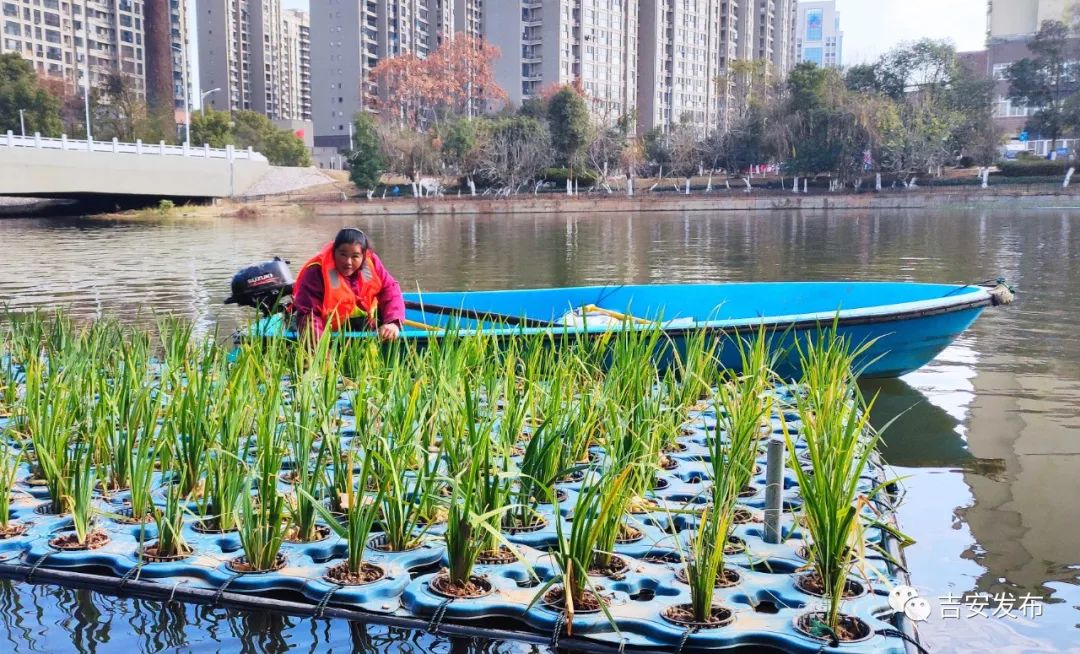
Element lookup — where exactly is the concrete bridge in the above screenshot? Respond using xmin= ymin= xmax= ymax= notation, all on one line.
xmin=0 ymin=132 xmax=270 ymax=200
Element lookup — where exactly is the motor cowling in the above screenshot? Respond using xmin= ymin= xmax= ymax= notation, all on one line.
xmin=224 ymin=257 xmax=294 ymax=315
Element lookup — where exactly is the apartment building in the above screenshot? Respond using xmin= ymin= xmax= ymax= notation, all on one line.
xmin=974 ymin=0 xmax=1079 ymax=137
xmin=197 ymin=0 xmax=288 ymax=118
xmin=755 ymin=0 xmax=798 ymax=75
xmin=281 ymin=8 xmax=310 ymax=121
xmin=486 ymin=1 xmax=638 ymax=124
xmin=796 ymin=0 xmax=841 ymax=68
xmin=310 ymin=0 xmax=485 ymax=148
xmin=638 ymin=0 xmax=734 ymax=134
xmin=169 ymin=1 xmax=190 ymax=111
xmin=0 ymin=0 xmax=154 ymax=96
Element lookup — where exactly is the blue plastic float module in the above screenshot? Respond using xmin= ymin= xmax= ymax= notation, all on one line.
xmin=0 ymin=391 xmax=915 ymax=653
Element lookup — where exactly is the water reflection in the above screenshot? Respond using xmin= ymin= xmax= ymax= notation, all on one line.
xmin=0 ymin=580 xmax=544 ymax=653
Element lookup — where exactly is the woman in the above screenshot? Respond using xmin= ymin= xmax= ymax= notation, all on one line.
xmin=292 ymin=228 xmax=405 ymax=341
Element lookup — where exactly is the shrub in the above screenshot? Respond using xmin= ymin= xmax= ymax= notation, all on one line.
xmin=542 ymin=167 xmax=599 ymax=186
xmin=996 ymin=159 xmax=1075 ymax=177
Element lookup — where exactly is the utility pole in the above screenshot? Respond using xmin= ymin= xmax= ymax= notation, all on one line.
xmin=19 ymin=110 xmax=25 ymax=137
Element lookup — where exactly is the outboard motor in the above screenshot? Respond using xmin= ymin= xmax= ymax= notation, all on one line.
xmin=224 ymin=257 xmax=294 ymax=315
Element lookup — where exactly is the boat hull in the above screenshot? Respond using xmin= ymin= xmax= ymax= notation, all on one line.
xmin=247 ymin=282 xmax=997 ymax=379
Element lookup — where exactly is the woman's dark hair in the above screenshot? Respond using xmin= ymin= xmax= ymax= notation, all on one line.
xmin=333 ymin=228 xmax=369 ymax=252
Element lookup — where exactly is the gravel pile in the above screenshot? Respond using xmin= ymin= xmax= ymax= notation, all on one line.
xmin=240 ymin=166 xmax=337 ymax=197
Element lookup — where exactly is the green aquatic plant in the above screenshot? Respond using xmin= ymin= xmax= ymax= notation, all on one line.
xmin=0 ymin=438 xmax=24 ymax=535
xmin=510 ymin=365 xmax=571 ymax=530
xmin=783 ymin=329 xmax=891 ymax=638
xmin=20 ymin=359 xmax=78 ymax=514
xmin=234 ymin=364 xmax=288 ymax=572
xmin=302 ymin=450 xmax=384 ymax=582
xmin=681 ymin=328 xmax=776 ymax=625
xmin=64 ymin=440 xmax=99 ymax=546
xmin=530 ymin=464 xmax=633 ymax=632
xmin=283 ymin=335 xmax=336 ymax=543
xmin=438 ymin=384 xmax=519 ymax=592
xmin=198 ymin=348 xmax=256 ymax=532
xmin=151 ymin=452 xmax=192 ymax=559
xmin=97 ymin=332 xmax=158 ymax=492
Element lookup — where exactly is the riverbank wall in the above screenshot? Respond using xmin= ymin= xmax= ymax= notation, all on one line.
xmin=307 ymin=185 xmax=1080 ymax=217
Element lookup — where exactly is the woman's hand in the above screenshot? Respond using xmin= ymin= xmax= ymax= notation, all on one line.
xmin=378 ymin=323 xmax=400 ymax=341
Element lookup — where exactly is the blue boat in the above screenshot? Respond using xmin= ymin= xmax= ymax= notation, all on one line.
xmin=248 ymin=280 xmax=1013 ymax=379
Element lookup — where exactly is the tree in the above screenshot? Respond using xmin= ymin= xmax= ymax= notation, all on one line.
xmin=948 ymin=66 xmax=1001 ymax=165
xmin=669 ymin=122 xmax=702 ymax=184
xmin=477 ymin=117 xmax=552 ymax=193
xmin=643 ymin=127 xmax=673 ymax=177
xmin=1007 ymin=20 xmax=1080 ymax=148
xmin=0 ymin=53 xmax=62 ymax=137
xmin=348 ymin=112 xmax=385 ymax=191
xmin=190 ymin=110 xmax=234 ymax=148
xmin=586 ymin=117 xmax=630 ymax=179
xmin=439 ymin=117 xmax=489 ymax=192
xmin=377 ymin=123 xmax=439 ymax=184
xmin=547 ymin=86 xmax=590 ymax=169
xmin=94 ymin=72 xmax=170 ymax=143
xmin=231 ymin=110 xmax=311 ymax=166
xmin=425 ymin=35 xmax=507 ymax=118
xmin=372 ymin=33 xmax=506 ymax=129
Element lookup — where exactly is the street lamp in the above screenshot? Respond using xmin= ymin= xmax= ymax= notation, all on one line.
xmin=200 ymin=88 xmax=221 ymax=116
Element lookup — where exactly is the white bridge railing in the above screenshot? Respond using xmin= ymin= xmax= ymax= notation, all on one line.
xmin=1 ymin=131 xmax=267 ymax=162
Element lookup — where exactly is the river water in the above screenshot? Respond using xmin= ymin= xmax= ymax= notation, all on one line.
xmin=0 ymin=208 xmax=1077 ymax=653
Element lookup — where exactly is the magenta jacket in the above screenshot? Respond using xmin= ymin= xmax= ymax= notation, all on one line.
xmin=291 ymin=251 xmax=405 ymax=339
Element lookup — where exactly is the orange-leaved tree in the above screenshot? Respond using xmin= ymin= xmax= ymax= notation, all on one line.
xmin=371 ymin=33 xmax=506 ymax=129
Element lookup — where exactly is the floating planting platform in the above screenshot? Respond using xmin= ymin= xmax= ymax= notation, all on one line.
xmin=0 ymin=313 xmax=925 ymax=653
xmin=0 ymin=397 xmax=920 ymax=653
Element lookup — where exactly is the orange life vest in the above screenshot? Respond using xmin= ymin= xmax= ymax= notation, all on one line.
xmin=294 ymin=242 xmax=383 ymax=331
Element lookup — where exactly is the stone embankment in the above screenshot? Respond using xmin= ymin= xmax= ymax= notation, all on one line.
xmin=307 ymin=185 xmax=1080 ymax=217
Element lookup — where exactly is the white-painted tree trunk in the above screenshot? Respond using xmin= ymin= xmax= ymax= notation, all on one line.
xmin=366 ymin=190 xmax=374 ymax=200
xmin=743 ymin=177 xmax=752 ymax=192
xmin=909 ymin=176 xmax=918 ymax=188
xmin=575 ymin=178 xmax=579 ymax=195
xmin=685 ymin=178 xmax=691 ymax=195
xmin=875 ymin=173 xmax=882 ymax=191
xmin=706 ymin=174 xmax=713 ymax=192
xmin=793 ymin=175 xmax=799 ymax=193
xmin=566 ymin=177 xmax=572 ymax=196
xmin=627 ymin=177 xmax=634 ymax=196
xmin=1064 ymin=167 xmax=1075 ymax=188
xmin=468 ymin=177 xmax=476 ymax=196
xmin=803 ymin=179 xmax=808 ymax=193
xmin=725 ymin=178 xmax=730 ymax=190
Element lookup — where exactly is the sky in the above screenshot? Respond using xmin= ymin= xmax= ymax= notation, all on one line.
xmin=280 ymin=0 xmax=989 ymax=66
xmin=836 ymin=0 xmax=987 ymax=64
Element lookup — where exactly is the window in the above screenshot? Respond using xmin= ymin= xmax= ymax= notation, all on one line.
xmin=805 ymin=8 xmax=823 ymax=41
xmin=804 ymin=47 xmax=823 ymax=65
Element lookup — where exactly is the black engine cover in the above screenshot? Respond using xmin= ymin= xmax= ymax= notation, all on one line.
xmin=225 ymin=257 xmax=294 ymax=314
